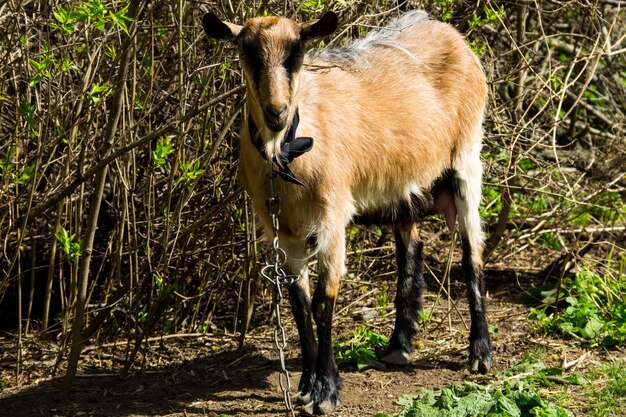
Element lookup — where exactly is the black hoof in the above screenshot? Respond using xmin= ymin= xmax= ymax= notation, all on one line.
xmin=377 ymin=346 xmax=411 ymax=365
xmin=294 ymin=370 xmax=316 ymax=405
xmin=301 ymin=372 xmax=341 ymax=415
xmin=470 ymin=356 xmax=492 ymax=374
xmin=377 ymin=331 xmax=413 ymax=366
xmin=469 ymin=337 xmax=492 ymax=374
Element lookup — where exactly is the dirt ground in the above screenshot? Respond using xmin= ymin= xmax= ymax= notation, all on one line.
xmin=0 ymin=268 xmax=614 ymax=417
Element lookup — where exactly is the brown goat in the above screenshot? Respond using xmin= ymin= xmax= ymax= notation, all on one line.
xmin=203 ymin=10 xmax=492 ymax=415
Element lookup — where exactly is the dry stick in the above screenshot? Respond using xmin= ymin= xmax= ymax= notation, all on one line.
xmin=42 ymin=204 xmax=62 ymax=332
xmin=423 ymin=258 xmax=467 ymax=330
xmin=62 ymin=0 xmax=147 ymax=392
xmin=164 ymin=102 xmax=244 ymax=268
xmin=83 ymin=332 xmax=226 ymax=355
xmin=79 ymin=189 xmax=243 ymax=348
xmin=25 ymin=240 xmax=36 ymax=334
xmin=16 ymin=230 xmax=21 ymax=387
xmin=119 ymin=185 xmax=242 ymax=372
xmin=10 ymin=83 xmax=246 ymax=233
xmin=445 ymin=231 xmax=458 ymax=331
xmin=238 ymin=197 xmax=259 ymax=348
xmin=485 ymin=2 xmax=528 ymax=259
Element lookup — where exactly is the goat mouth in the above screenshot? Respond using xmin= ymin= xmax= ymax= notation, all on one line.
xmin=265 ymin=119 xmax=287 ymax=132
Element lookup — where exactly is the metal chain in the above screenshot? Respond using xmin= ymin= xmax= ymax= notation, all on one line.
xmin=260 ymin=161 xmax=299 ymax=417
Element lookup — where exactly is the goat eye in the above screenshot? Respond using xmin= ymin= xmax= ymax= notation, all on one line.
xmin=284 ymin=49 xmax=303 ymax=71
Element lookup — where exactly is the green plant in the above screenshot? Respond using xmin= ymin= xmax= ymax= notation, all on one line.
xmin=231 ymin=206 xmax=245 ymax=232
xmin=468 ymin=39 xmax=487 ymax=56
xmin=14 ymin=164 xmax=35 ymax=185
xmin=529 ymin=265 xmax=626 ymax=347
xmin=301 ymin=0 xmax=345 ymax=14
xmin=219 ymin=60 xmax=232 ymax=80
xmin=480 ymin=185 xmax=502 ymax=220
xmin=377 ymin=283 xmax=389 ymax=317
xmin=570 ymin=191 xmax=625 ymax=226
xmin=537 ymin=232 xmax=562 ymax=250
xmin=19 ymin=97 xmax=38 ymax=134
xmin=433 ymin=0 xmax=457 ymax=21
xmin=418 ymin=309 xmax=432 ymax=325
xmin=137 ymin=308 xmax=148 ymax=322
xmin=468 ymin=5 xmax=504 ymax=30
xmin=50 ymin=0 xmax=132 ymax=36
xmin=151 ymin=137 xmax=175 ymax=168
xmin=0 ymin=146 xmax=33 ymax=186
xmin=375 ymin=356 xmax=573 ymax=417
xmin=155 ymin=274 xmax=177 ymax=296
xmin=0 ymin=146 xmax=17 ymax=176
xmin=333 ymin=325 xmax=388 ymax=370
xmin=60 ymin=57 xmax=79 ymax=73
xmin=29 ymin=52 xmax=54 ymax=86
xmin=55 ymin=227 xmax=83 ymax=259
xmin=87 ymin=82 xmax=111 ymax=105
xmin=176 ymin=159 xmax=205 ymax=185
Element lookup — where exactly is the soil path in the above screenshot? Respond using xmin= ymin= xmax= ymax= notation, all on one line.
xmin=0 ymin=270 xmax=554 ymax=416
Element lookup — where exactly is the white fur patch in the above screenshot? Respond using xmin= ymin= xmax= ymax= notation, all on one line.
xmin=312 ymin=10 xmax=429 ymax=68
xmin=453 ymin=126 xmax=486 ymax=265
xmin=351 ymin=181 xmax=424 ymax=222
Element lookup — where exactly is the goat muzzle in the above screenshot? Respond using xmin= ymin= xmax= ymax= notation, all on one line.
xmin=264 ymin=104 xmax=289 ymax=131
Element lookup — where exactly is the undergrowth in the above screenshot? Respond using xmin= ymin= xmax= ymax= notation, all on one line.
xmin=529 ymin=256 xmax=626 ymax=347
xmin=333 ymin=325 xmax=388 ymax=370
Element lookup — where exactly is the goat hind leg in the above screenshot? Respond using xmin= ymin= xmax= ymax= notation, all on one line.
xmin=454 ymin=144 xmax=493 ymax=374
xmin=380 ymin=223 xmax=425 ymax=365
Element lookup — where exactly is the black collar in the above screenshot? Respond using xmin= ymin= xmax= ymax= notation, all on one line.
xmin=247 ymin=108 xmax=313 ymax=186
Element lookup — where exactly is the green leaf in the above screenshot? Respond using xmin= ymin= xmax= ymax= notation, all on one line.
xmin=581 ymin=315 xmax=604 ymax=339
xmin=109 ymin=4 xmax=133 ymax=36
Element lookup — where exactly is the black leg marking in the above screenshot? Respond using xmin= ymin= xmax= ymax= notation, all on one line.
xmin=304 ymin=289 xmax=340 ymax=415
xmin=461 ymin=236 xmax=492 ymax=374
xmin=288 ymin=283 xmax=317 ymax=403
xmin=380 ymin=226 xmax=425 ymax=365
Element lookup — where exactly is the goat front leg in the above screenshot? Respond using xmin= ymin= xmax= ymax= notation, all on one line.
xmin=283 ymin=240 xmax=317 ymax=404
xmin=303 ymin=229 xmax=345 ymax=415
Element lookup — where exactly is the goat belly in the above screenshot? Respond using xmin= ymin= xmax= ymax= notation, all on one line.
xmin=352 ymin=192 xmax=434 ymax=226
xmin=352 ymin=188 xmax=457 ymax=230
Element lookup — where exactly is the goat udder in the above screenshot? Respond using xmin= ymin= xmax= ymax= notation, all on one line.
xmin=434 ymin=189 xmax=457 ymax=231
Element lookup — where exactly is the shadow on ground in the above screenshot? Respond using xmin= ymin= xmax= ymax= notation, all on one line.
xmin=1 ymin=345 xmax=285 ymax=417
xmin=0 ymin=267 xmax=544 ymax=417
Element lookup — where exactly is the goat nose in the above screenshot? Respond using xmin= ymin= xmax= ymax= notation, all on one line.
xmin=267 ymin=105 xmax=287 ymax=120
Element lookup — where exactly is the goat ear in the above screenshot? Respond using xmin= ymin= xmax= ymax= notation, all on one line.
xmin=202 ymin=12 xmax=242 ymax=42
xmin=301 ymin=11 xmax=338 ymax=40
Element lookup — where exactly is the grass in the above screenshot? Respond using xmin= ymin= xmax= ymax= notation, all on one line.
xmin=582 ymin=361 xmax=626 ymax=417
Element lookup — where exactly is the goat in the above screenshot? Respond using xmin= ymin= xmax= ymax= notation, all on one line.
xmin=203 ymin=10 xmax=493 ymax=415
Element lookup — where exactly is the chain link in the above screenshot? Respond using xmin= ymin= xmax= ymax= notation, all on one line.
xmin=261 ymin=162 xmax=299 ymax=417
